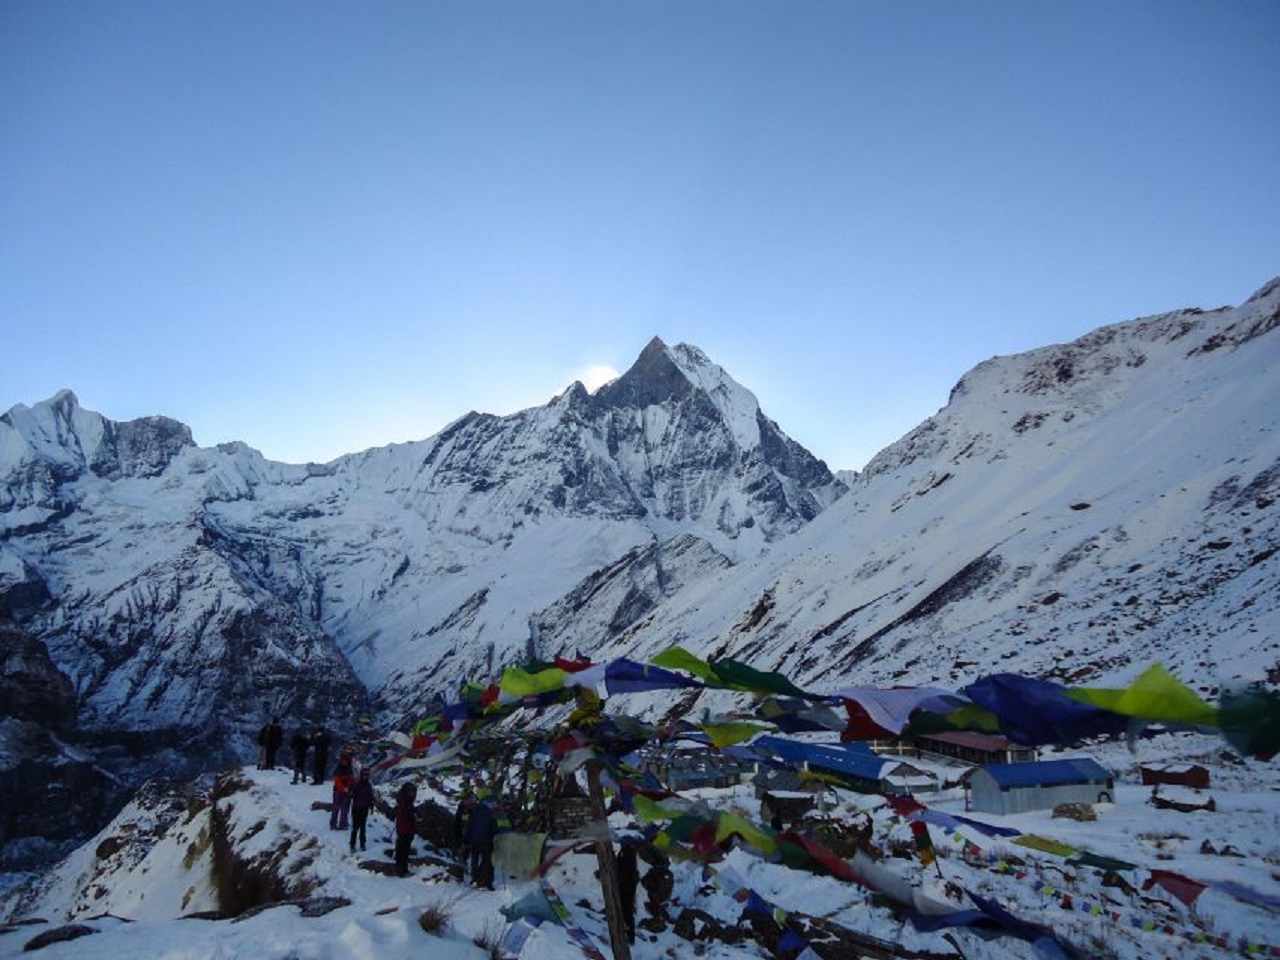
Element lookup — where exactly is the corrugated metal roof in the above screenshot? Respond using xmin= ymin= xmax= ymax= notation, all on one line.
xmin=755 ymin=736 xmax=888 ymax=781
xmin=979 ymin=758 xmax=1111 ymax=788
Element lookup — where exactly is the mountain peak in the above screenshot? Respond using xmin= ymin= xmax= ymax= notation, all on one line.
xmin=641 ymin=334 xmax=668 ymax=355
xmin=593 ymin=336 xmax=691 ymax=410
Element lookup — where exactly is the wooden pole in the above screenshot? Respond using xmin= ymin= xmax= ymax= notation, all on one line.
xmin=586 ymin=763 xmax=632 ymax=960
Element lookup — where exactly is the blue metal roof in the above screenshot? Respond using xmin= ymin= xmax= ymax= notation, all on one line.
xmin=754 ymin=736 xmax=887 ymax=782
xmin=980 ymin=758 xmax=1112 ymax=788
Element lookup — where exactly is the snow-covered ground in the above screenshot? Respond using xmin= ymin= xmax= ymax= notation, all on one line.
xmin=3 ymin=729 xmax=1277 ymax=959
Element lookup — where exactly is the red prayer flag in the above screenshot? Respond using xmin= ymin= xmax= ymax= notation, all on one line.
xmin=1142 ymin=869 xmax=1208 ymax=907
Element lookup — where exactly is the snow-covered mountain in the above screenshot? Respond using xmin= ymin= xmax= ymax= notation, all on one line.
xmin=3 ymin=280 xmax=1279 ymax=869
xmin=585 ymin=280 xmax=1280 ymax=706
xmin=0 ymin=337 xmax=844 ymax=863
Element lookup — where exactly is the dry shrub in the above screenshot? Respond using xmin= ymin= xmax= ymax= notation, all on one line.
xmin=472 ymin=918 xmax=505 ymax=959
xmin=417 ymin=898 xmax=454 ymax=936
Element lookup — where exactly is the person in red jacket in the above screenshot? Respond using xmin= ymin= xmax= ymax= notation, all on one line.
xmin=394 ymin=781 xmax=417 ymax=876
xmin=330 ymin=754 xmax=354 ymax=830
xmin=349 ymin=768 xmax=375 ymax=853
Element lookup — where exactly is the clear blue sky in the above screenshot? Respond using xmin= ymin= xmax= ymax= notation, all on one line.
xmin=3 ymin=1 xmax=1278 ymax=471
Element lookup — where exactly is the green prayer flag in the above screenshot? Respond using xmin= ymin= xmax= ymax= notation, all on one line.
xmin=711 ymin=658 xmax=813 ymax=698
xmin=1219 ymin=685 xmax=1280 ymax=759
xmin=1066 ymin=663 xmax=1218 ymax=726
xmin=700 ymin=720 xmax=768 ymax=749
xmin=500 ymin=665 xmax=567 ymax=698
xmin=633 ymin=795 xmax=677 ymax=823
xmin=714 ymin=812 xmax=778 ymax=854
xmin=652 ymin=645 xmax=722 ymax=683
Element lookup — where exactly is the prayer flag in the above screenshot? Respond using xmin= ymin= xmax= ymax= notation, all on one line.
xmin=910 ymin=820 xmax=936 ymax=866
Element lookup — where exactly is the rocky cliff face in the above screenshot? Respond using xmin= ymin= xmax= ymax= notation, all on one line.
xmin=0 ymin=624 xmax=119 ymax=871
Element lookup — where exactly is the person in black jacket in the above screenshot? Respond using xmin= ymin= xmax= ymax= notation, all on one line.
xmin=394 ymin=781 xmax=418 ymax=876
xmin=466 ymin=798 xmax=498 ymax=889
xmin=453 ymin=793 xmax=474 ymax=868
xmin=311 ymin=727 xmax=330 ymax=785
xmin=263 ymin=718 xmax=284 ymax=770
xmin=617 ymin=840 xmax=640 ymax=944
xmin=349 ymin=768 xmax=375 ymax=853
xmin=290 ymin=728 xmax=309 ymax=784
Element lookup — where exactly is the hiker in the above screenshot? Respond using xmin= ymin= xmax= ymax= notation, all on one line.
xmin=311 ymin=727 xmax=330 ymax=785
xmin=640 ymin=846 xmax=674 ymax=923
xmin=330 ymin=753 xmax=354 ymax=830
xmin=394 ymin=781 xmax=418 ymax=876
xmin=263 ymin=718 xmax=283 ymax=770
xmin=349 ymin=768 xmax=374 ymax=853
xmin=453 ymin=792 xmax=474 ymax=866
xmin=466 ymin=797 xmax=499 ymax=889
xmin=618 ymin=839 xmax=640 ymax=944
xmin=290 ymin=727 xmax=309 ymax=784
